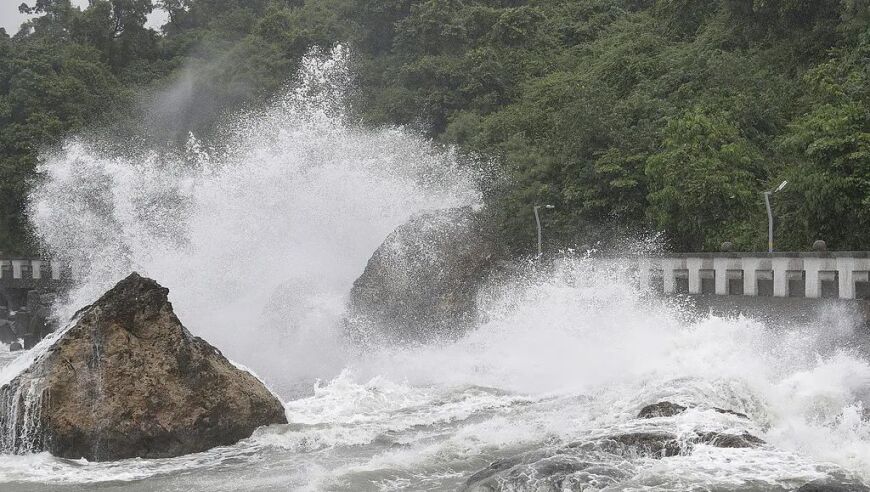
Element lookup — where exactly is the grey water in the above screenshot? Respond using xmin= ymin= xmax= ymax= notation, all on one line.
xmin=2 ymin=277 xmax=870 ymax=491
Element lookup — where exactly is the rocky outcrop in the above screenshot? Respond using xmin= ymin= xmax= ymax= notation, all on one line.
xmin=693 ymin=431 xmax=764 ymax=448
xmin=465 ymin=429 xmax=768 ymax=491
xmin=0 ymin=273 xmax=287 ymax=461
xmin=796 ymin=479 xmax=870 ymax=491
xmin=465 ymin=433 xmax=686 ymax=491
xmin=637 ymin=401 xmax=687 ymax=418
xmin=712 ymin=407 xmax=749 ymax=419
xmin=465 ymin=447 xmax=632 ymax=491
xmin=580 ymin=432 xmax=686 ymax=458
xmin=346 ymin=207 xmax=507 ymax=342
xmin=636 ymin=401 xmax=749 ymax=420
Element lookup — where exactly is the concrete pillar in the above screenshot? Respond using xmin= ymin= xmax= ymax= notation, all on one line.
xmin=31 ymin=260 xmax=42 ymax=279
xmin=838 ymin=258 xmax=855 ymax=299
xmin=11 ymin=260 xmax=23 ymax=280
xmin=772 ymin=257 xmax=789 ymax=297
xmin=713 ymin=257 xmax=729 ymax=295
xmin=804 ymin=258 xmax=821 ymax=298
xmin=687 ymin=257 xmax=702 ymax=294
xmin=662 ymin=259 xmax=676 ymax=294
xmin=51 ymin=260 xmax=61 ymax=280
xmin=743 ymin=259 xmax=758 ymax=296
xmin=637 ymin=259 xmax=651 ymax=290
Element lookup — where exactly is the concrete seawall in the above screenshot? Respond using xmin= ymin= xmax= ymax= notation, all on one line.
xmin=677 ymin=294 xmax=870 ymax=325
xmin=638 ymin=252 xmax=870 ymax=300
xmin=0 ymin=258 xmax=66 ymax=349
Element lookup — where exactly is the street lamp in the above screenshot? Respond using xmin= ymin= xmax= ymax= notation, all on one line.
xmin=763 ymin=180 xmax=788 ymax=253
xmin=534 ymin=204 xmax=554 ymax=256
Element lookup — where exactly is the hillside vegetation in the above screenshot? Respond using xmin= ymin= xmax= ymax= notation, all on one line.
xmin=2 ymin=0 xmax=868 ymax=253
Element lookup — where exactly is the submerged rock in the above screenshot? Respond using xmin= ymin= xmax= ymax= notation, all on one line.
xmin=465 ymin=448 xmax=632 ymax=492
xmin=346 ymin=206 xmax=506 ymax=342
xmin=587 ymin=432 xmax=688 ymax=458
xmin=637 ymin=401 xmax=687 ymax=418
xmin=796 ymin=479 xmax=870 ymax=491
xmin=712 ymin=407 xmax=750 ymax=419
xmin=693 ymin=431 xmax=764 ymax=448
xmin=0 ymin=273 xmax=287 ymax=461
xmin=465 ymin=429 xmax=770 ymax=491
xmin=465 ymin=434 xmax=686 ymax=490
xmin=637 ymin=401 xmax=750 ymax=420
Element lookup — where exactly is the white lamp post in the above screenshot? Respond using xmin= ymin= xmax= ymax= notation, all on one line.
xmin=533 ymin=204 xmax=554 ymax=256
xmin=763 ymin=180 xmax=788 ymax=253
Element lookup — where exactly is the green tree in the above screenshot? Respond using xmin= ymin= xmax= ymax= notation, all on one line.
xmin=646 ymin=107 xmax=766 ymax=251
xmin=777 ymin=29 xmax=870 ymax=249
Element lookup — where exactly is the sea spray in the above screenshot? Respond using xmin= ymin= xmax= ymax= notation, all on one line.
xmin=333 ymin=255 xmax=870 ymax=485
xmin=27 ymin=46 xmax=481 ymax=393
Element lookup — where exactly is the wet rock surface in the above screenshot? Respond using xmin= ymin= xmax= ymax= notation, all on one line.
xmin=637 ymin=401 xmax=687 ymax=418
xmin=0 ymin=273 xmax=287 ymax=461
xmin=582 ymin=431 xmax=687 ymax=458
xmin=346 ymin=206 xmax=506 ymax=342
xmin=713 ymin=407 xmax=750 ymax=419
xmin=637 ymin=401 xmax=749 ymax=420
xmin=796 ymin=478 xmax=870 ymax=491
xmin=464 ymin=447 xmax=633 ymax=492
xmin=465 ymin=426 xmax=770 ymax=491
xmin=465 ymin=433 xmax=687 ymax=491
xmin=634 ymin=402 xmax=764 ymax=448
xmin=694 ymin=431 xmax=764 ymax=448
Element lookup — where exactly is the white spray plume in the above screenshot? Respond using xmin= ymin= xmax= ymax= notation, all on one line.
xmin=27 ymin=45 xmax=481 ymax=392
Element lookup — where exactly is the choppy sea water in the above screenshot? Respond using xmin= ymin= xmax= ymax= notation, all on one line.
xmin=2 ymin=46 xmax=869 ymax=491
xmin=2 ymin=261 xmax=870 ymax=491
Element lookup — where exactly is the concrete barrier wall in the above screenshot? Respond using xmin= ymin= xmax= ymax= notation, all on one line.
xmin=640 ymin=253 xmax=870 ymax=300
xmin=0 ymin=259 xmax=63 ymax=281
xmin=0 ymin=258 xmax=66 ymax=347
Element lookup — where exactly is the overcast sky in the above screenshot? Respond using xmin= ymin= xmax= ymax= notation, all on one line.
xmin=2 ymin=1 xmax=168 ymax=34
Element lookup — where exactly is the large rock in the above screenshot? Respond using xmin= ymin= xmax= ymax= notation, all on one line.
xmin=0 ymin=273 xmax=287 ymax=461
xmin=346 ymin=206 xmax=506 ymax=342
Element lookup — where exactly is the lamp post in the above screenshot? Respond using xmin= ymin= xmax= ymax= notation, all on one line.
xmin=533 ymin=204 xmax=554 ymax=256
xmin=763 ymin=180 xmax=788 ymax=253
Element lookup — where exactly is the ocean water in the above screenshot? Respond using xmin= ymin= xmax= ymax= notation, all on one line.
xmin=1 ymin=47 xmax=868 ymax=491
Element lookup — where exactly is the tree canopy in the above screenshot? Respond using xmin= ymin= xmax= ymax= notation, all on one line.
xmin=1 ymin=0 xmax=868 ymax=254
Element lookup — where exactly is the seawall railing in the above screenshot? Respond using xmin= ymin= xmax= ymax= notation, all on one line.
xmin=0 ymin=258 xmax=64 ymax=290
xmin=637 ymin=252 xmax=870 ymax=300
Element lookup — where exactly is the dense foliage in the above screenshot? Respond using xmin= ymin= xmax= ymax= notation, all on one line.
xmin=1 ymin=0 xmax=868 ymax=254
